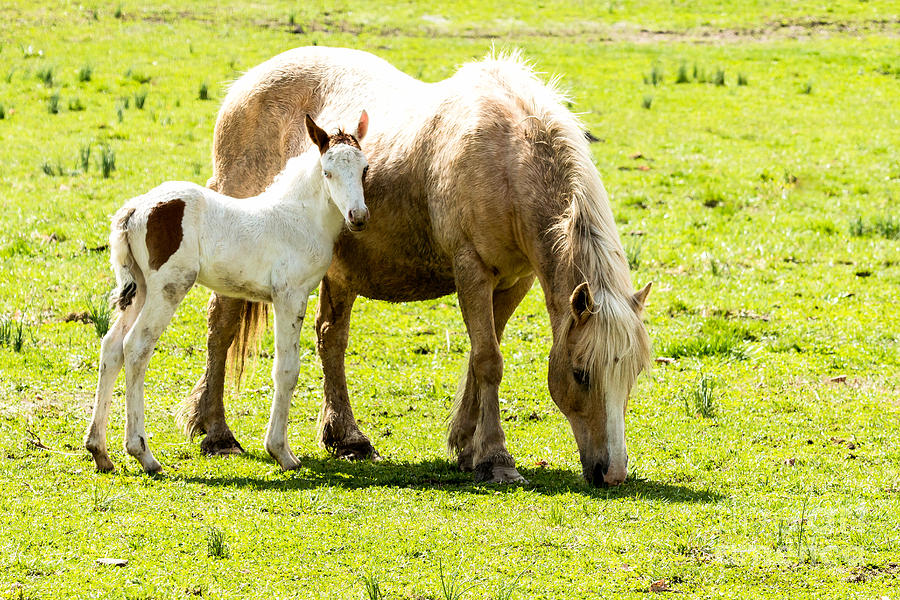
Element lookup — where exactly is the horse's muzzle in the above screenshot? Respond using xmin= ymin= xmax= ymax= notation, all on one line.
xmin=585 ymin=457 xmax=627 ymax=487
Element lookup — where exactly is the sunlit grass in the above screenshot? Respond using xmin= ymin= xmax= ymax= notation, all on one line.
xmin=0 ymin=1 xmax=897 ymax=598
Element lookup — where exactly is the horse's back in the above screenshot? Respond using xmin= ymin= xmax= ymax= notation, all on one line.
xmin=212 ymin=46 xmax=421 ymax=199
xmin=211 ymin=48 xmax=584 ymax=299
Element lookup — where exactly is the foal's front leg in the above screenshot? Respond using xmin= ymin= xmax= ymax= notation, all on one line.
xmin=264 ymin=293 xmax=309 ymax=471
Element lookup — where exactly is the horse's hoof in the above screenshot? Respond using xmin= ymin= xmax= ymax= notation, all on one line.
xmin=279 ymin=458 xmax=302 ymax=471
xmin=455 ymin=452 xmax=474 ymax=472
xmin=200 ymin=431 xmax=245 ymax=456
xmin=474 ymin=462 xmax=529 ymax=485
xmin=330 ymin=438 xmax=380 ymax=462
xmin=269 ymin=448 xmax=302 ymax=471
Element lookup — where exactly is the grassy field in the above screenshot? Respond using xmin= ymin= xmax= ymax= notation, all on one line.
xmin=1 ymin=1 xmax=899 ymax=598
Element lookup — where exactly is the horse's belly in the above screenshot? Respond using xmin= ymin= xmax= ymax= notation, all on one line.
xmin=331 ymin=236 xmax=456 ymax=302
xmin=349 ymin=264 xmax=456 ymax=302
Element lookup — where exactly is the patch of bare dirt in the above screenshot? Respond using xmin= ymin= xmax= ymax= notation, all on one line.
xmin=253 ymin=16 xmax=900 ymax=44
xmin=618 ymin=17 xmax=900 ymax=44
xmin=848 ymin=562 xmax=900 ymax=583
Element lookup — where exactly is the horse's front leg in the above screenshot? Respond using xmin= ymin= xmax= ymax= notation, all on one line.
xmin=453 ymin=248 xmax=527 ymax=484
xmin=264 ymin=293 xmax=308 ymax=471
xmin=449 ymin=276 xmax=534 ymax=471
xmin=315 ymin=275 xmax=379 ymax=460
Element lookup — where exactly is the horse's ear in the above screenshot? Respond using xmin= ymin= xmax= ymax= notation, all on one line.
xmin=570 ymin=282 xmax=595 ymax=325
xmin=632 ymin=281 xmax=652 ymax=311
xmin=305 ymin=114 xmax=329 ymax=154
xmin=356 ymin=110 xmax=369 ymax=141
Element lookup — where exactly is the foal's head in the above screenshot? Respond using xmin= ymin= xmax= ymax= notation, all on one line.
xmin=306 ymin=112 xmax=370 ymax=231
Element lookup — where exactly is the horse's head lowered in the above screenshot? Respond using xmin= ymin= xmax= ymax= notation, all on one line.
xmin=305 ymin=111 xmax=370 ymax=232
xmin=548 ymin=280 xmax=651 ymax=486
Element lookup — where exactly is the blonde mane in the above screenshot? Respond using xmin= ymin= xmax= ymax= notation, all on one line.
xmin=472 ymin=51 xmax=650 ymax=386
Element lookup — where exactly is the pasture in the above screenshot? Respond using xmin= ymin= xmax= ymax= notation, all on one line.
xmin=1 ymin=1 xmax=898 ymax=598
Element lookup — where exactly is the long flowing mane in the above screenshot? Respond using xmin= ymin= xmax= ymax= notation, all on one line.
xmin=474 ymin=51 xmax=651 ymax=386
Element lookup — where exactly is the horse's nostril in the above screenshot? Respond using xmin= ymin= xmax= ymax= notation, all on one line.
xmin=591 ymin=461 xmax=609 ymax=487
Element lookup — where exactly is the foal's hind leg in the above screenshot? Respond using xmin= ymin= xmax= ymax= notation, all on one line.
xmin=85 ymin=300 xmax=142 ymax=472
xmin=122 ymin=276 xmax=193 ymax=473
xmin=315 ymin=276 xmax=379 ymax=460
xmin=453 ymin=249 xmax=526 ymax=484
xmin=449 ymin=276 xmax=534 ymax=472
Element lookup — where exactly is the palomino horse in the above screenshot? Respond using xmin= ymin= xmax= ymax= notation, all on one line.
xmin=85 ymin=113 xmax=370 ymax=473
xmin=177 ymin=47 xmax=651 ymax=486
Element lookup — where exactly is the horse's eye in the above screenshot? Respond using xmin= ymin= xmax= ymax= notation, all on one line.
xmin=323 ymin=171 xmax=332 ymax=179
xmin=573 ymin=368 xmax=590 ymax=387
xmin=362 ymin=166 xmax=369 ymax=180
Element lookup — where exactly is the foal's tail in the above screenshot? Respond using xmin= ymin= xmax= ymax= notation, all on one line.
xmin=109 ymin=206 xmax=139 ymax=311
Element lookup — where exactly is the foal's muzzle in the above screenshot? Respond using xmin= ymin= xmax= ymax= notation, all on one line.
xmin=348 ymin=208 xmax=369 ymax=231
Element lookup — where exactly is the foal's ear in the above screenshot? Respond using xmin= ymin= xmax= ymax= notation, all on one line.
xmin=305 ymin=114 xmax=329 ymax=154
xmin=632 ymin=281 xmax=652 ymax=311
xmin=570 ymin=282 xmax=595 ymax=325
xmin=356 ymin=110 xmax=369 ymax=141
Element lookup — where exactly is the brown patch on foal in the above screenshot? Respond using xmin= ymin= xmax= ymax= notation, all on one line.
xmin=146 ymin=199 xmax=185 ymax=270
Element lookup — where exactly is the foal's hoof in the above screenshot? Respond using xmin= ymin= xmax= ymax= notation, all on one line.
xmin=91 ymin=455 xmax=116 ymax=473
xmin=200 ymin=431 xmax=245 ymax=456
xmin=142 ymin=459 xmax=163 ymax=475
xmin=474 ymin=463 xmax=529 ymax=485
xmin=273 ymin=452 xmax=302 ymax=471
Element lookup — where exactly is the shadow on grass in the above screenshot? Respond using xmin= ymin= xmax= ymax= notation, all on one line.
xmin=177 ymin=453 xmax=722 ymax=503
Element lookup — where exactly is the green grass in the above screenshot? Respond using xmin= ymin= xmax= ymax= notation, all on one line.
xmin=0 ymin=1 xmax=898 ymax=598
xmin=77 ymin=64 xmax=93 ymax=82
xmin=85 ymin=294 xmax=113 ymax=339
xmin=97 ymin=144 xmax=116 ymax=178
xmin=682 ymin=373 xmax=717 ymax=419
xmin=0 ymin=315 xmax=30 ymax=352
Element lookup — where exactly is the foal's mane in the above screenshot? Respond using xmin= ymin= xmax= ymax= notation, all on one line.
xmin=474 ymin=50 xmax=650 ymax=383
xmin=262 ymin=129 xmax=360 ymax=201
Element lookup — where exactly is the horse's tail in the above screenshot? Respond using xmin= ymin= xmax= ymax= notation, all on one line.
xmin=109 ymin=206 xmax=139 ymax=311
xmin=226 ymin=300 xmax=268 ymax=388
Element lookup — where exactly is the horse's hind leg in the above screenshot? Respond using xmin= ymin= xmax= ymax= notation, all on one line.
xmin=449 ymin=276 xmax=534 ymax=472
xmin=176 ymin=293 xmax=246 ymax=456
xmin=85 ymin=299 xmax=142 ymax=472
xmin=122 ymin=277 xmax=192 ymax=473
xmin=453 ymin=249 xmax=526 ymax=484
xmin=315 ymin=275 xmax=379 ymax=460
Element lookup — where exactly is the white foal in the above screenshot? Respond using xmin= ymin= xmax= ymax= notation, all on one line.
xmin=85 ymin=112 xmax=370 ymax=474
